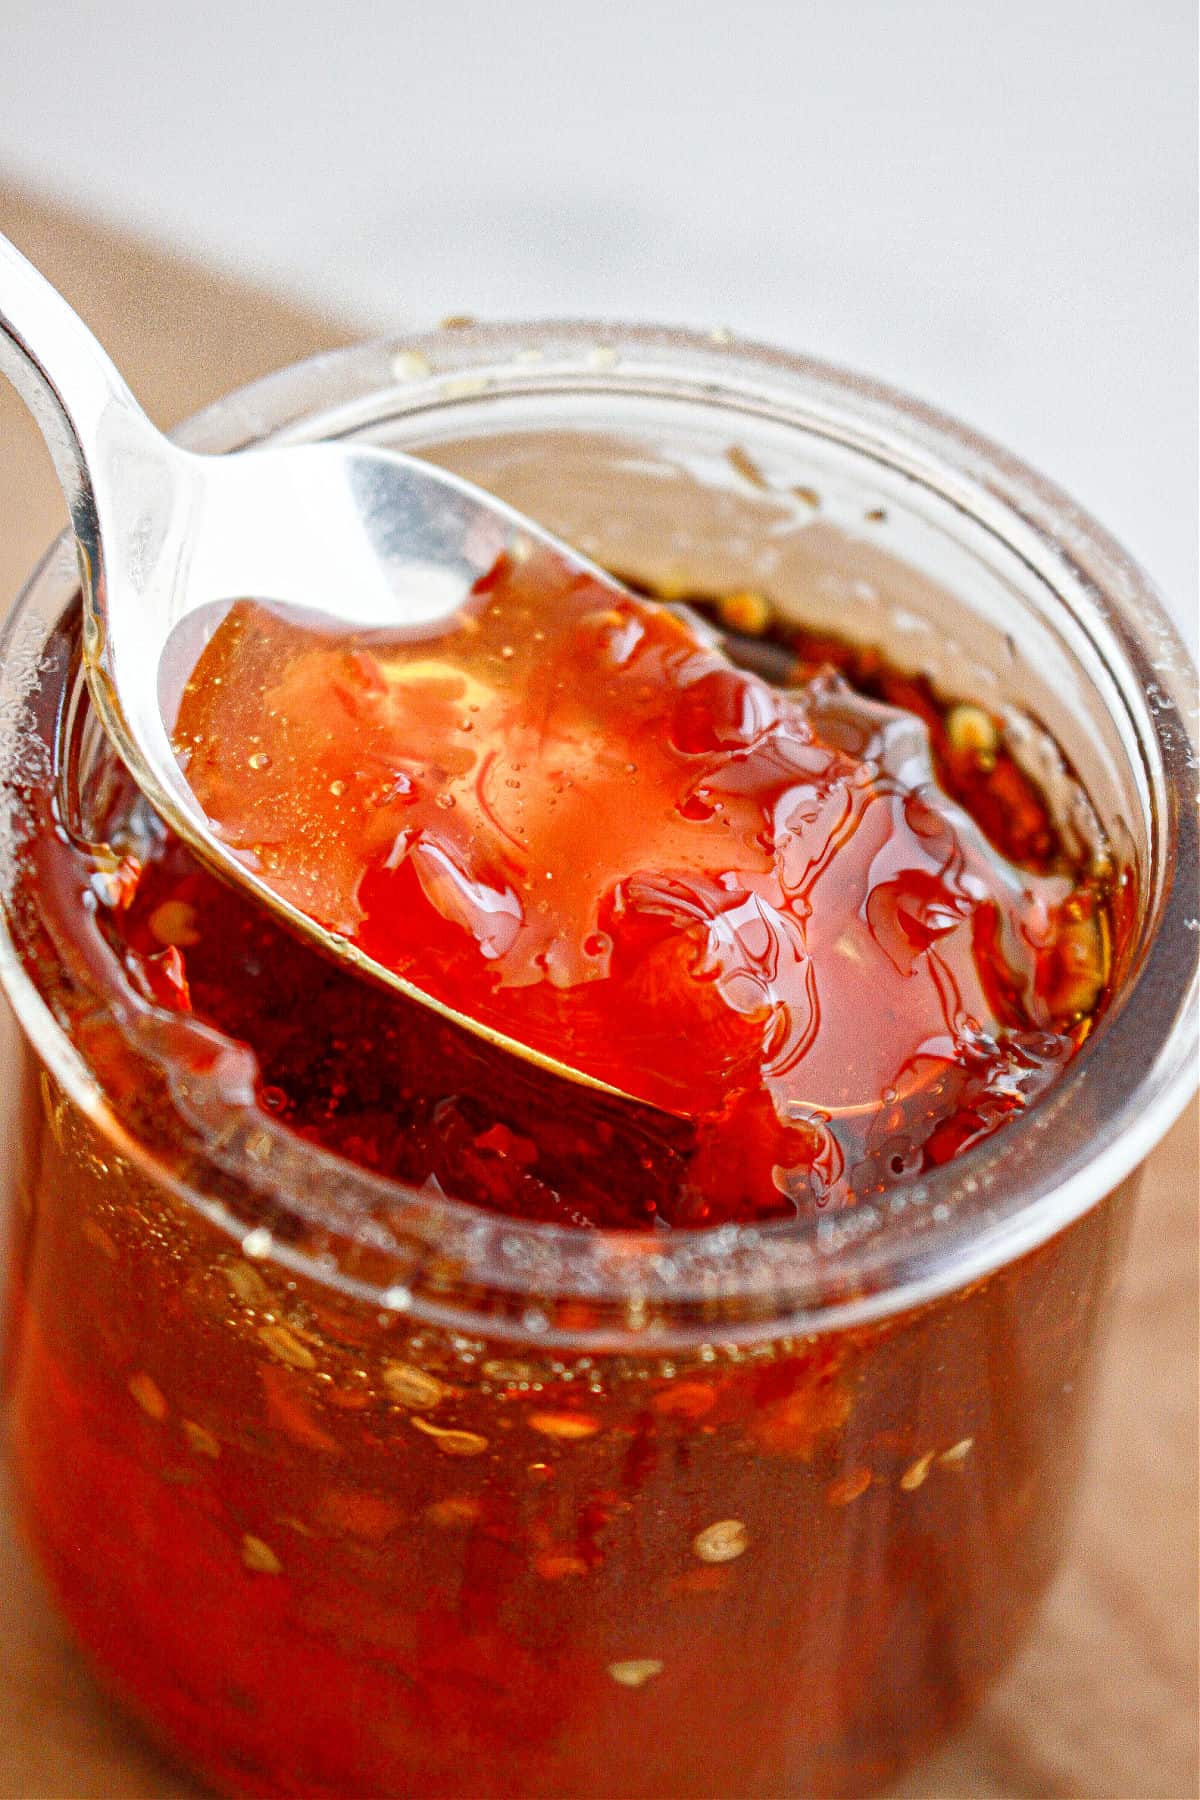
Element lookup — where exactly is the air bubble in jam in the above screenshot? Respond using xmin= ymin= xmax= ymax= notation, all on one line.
xmin=132 ymin=543 xmax=1120 ymax=1227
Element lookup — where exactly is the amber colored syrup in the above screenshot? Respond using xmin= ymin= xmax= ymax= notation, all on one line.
xmin=153 ymin=548 xmax=1114 ymax=1225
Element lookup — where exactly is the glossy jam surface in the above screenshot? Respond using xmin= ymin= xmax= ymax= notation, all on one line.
xmin=164 ymin=550 xmax=1112 ymax=1221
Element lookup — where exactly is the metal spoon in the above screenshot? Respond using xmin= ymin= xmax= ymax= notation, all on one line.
xmin=0 ymin=229 xmax=644 ymax=1102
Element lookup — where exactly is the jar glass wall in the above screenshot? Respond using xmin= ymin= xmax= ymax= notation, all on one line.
xmin=1 ymin=325 xmax=1195 ymax=1799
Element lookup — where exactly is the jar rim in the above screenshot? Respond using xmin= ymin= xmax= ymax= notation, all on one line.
xmin=1 ymin=320 xmax=1196 ymax=1348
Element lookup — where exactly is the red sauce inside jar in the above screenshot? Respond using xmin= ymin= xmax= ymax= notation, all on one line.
xmin=1 ymin=556 xmax=1125 ymax=1800
xmin=144 ymin=545 xmax=1113 ymax=1224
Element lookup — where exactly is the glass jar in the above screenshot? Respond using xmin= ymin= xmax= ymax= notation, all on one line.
xmin=0 ymin=325 xmax=1195 ymax=1800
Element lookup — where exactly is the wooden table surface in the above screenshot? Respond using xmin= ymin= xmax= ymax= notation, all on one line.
xmin=0 ymin=179 xmax=1196 ymax=1800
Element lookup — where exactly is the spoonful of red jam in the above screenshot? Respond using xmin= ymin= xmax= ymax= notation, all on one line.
xmin=0 ymin=229 xmax=652 ymax=1111
xmin=0 ymin=231 xmax=1101 ymax=1195
xmin=170 ymin=538 xmax=1097 ymax=1199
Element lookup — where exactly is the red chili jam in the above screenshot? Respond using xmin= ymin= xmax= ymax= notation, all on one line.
xmin=165 ymin=547 xmax=1112 ymax=1225
xmin=2 ymin=565 xmax=1125 ymax=1800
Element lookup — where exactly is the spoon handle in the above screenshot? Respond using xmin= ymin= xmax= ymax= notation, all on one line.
xmin=0 ymin=230 xmax=151 ymax=537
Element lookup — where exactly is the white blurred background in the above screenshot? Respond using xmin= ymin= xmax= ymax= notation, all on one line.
xmin=1 ymin=0 xmax=1195 ymax=642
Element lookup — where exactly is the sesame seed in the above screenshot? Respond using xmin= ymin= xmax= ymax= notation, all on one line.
xmin=608 ymin=1659 xmax=664 ymax=1688
xmin=381 ymin=1362 xmax=446 ymax=1409
xmin=528 ymin=1411 xmax=600 ymax=1441
xmin=258 ymin=1324 xmax=317 ymax=1370
xmin=182 ymin=1420 xmax=221 ymax=1459
xmin=410 ymin=1418 xmax=488 ymax=1456
xmin=226 ymin=1259 xmax=271 ymax=1306
xmin=241 ymin=1534 xmax=282 ymax=1575
xmin=128 ymin=1372 xmax=167 ymax=1421
xmin=425 ymin=1496 xmax=483 ymax=1529
xmin=900 ymin=1452 xmax=935 ymax=1492
xmin=535 ymin=1551 xmax=590 ymax=1580
xmin=826 ymin=1469 xmax=873 ymax=1507
xmin=692 ymin=1519 xmax=748 ymax=1563
xmin=938 ymin=1437 xmax=975 ymax=1467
